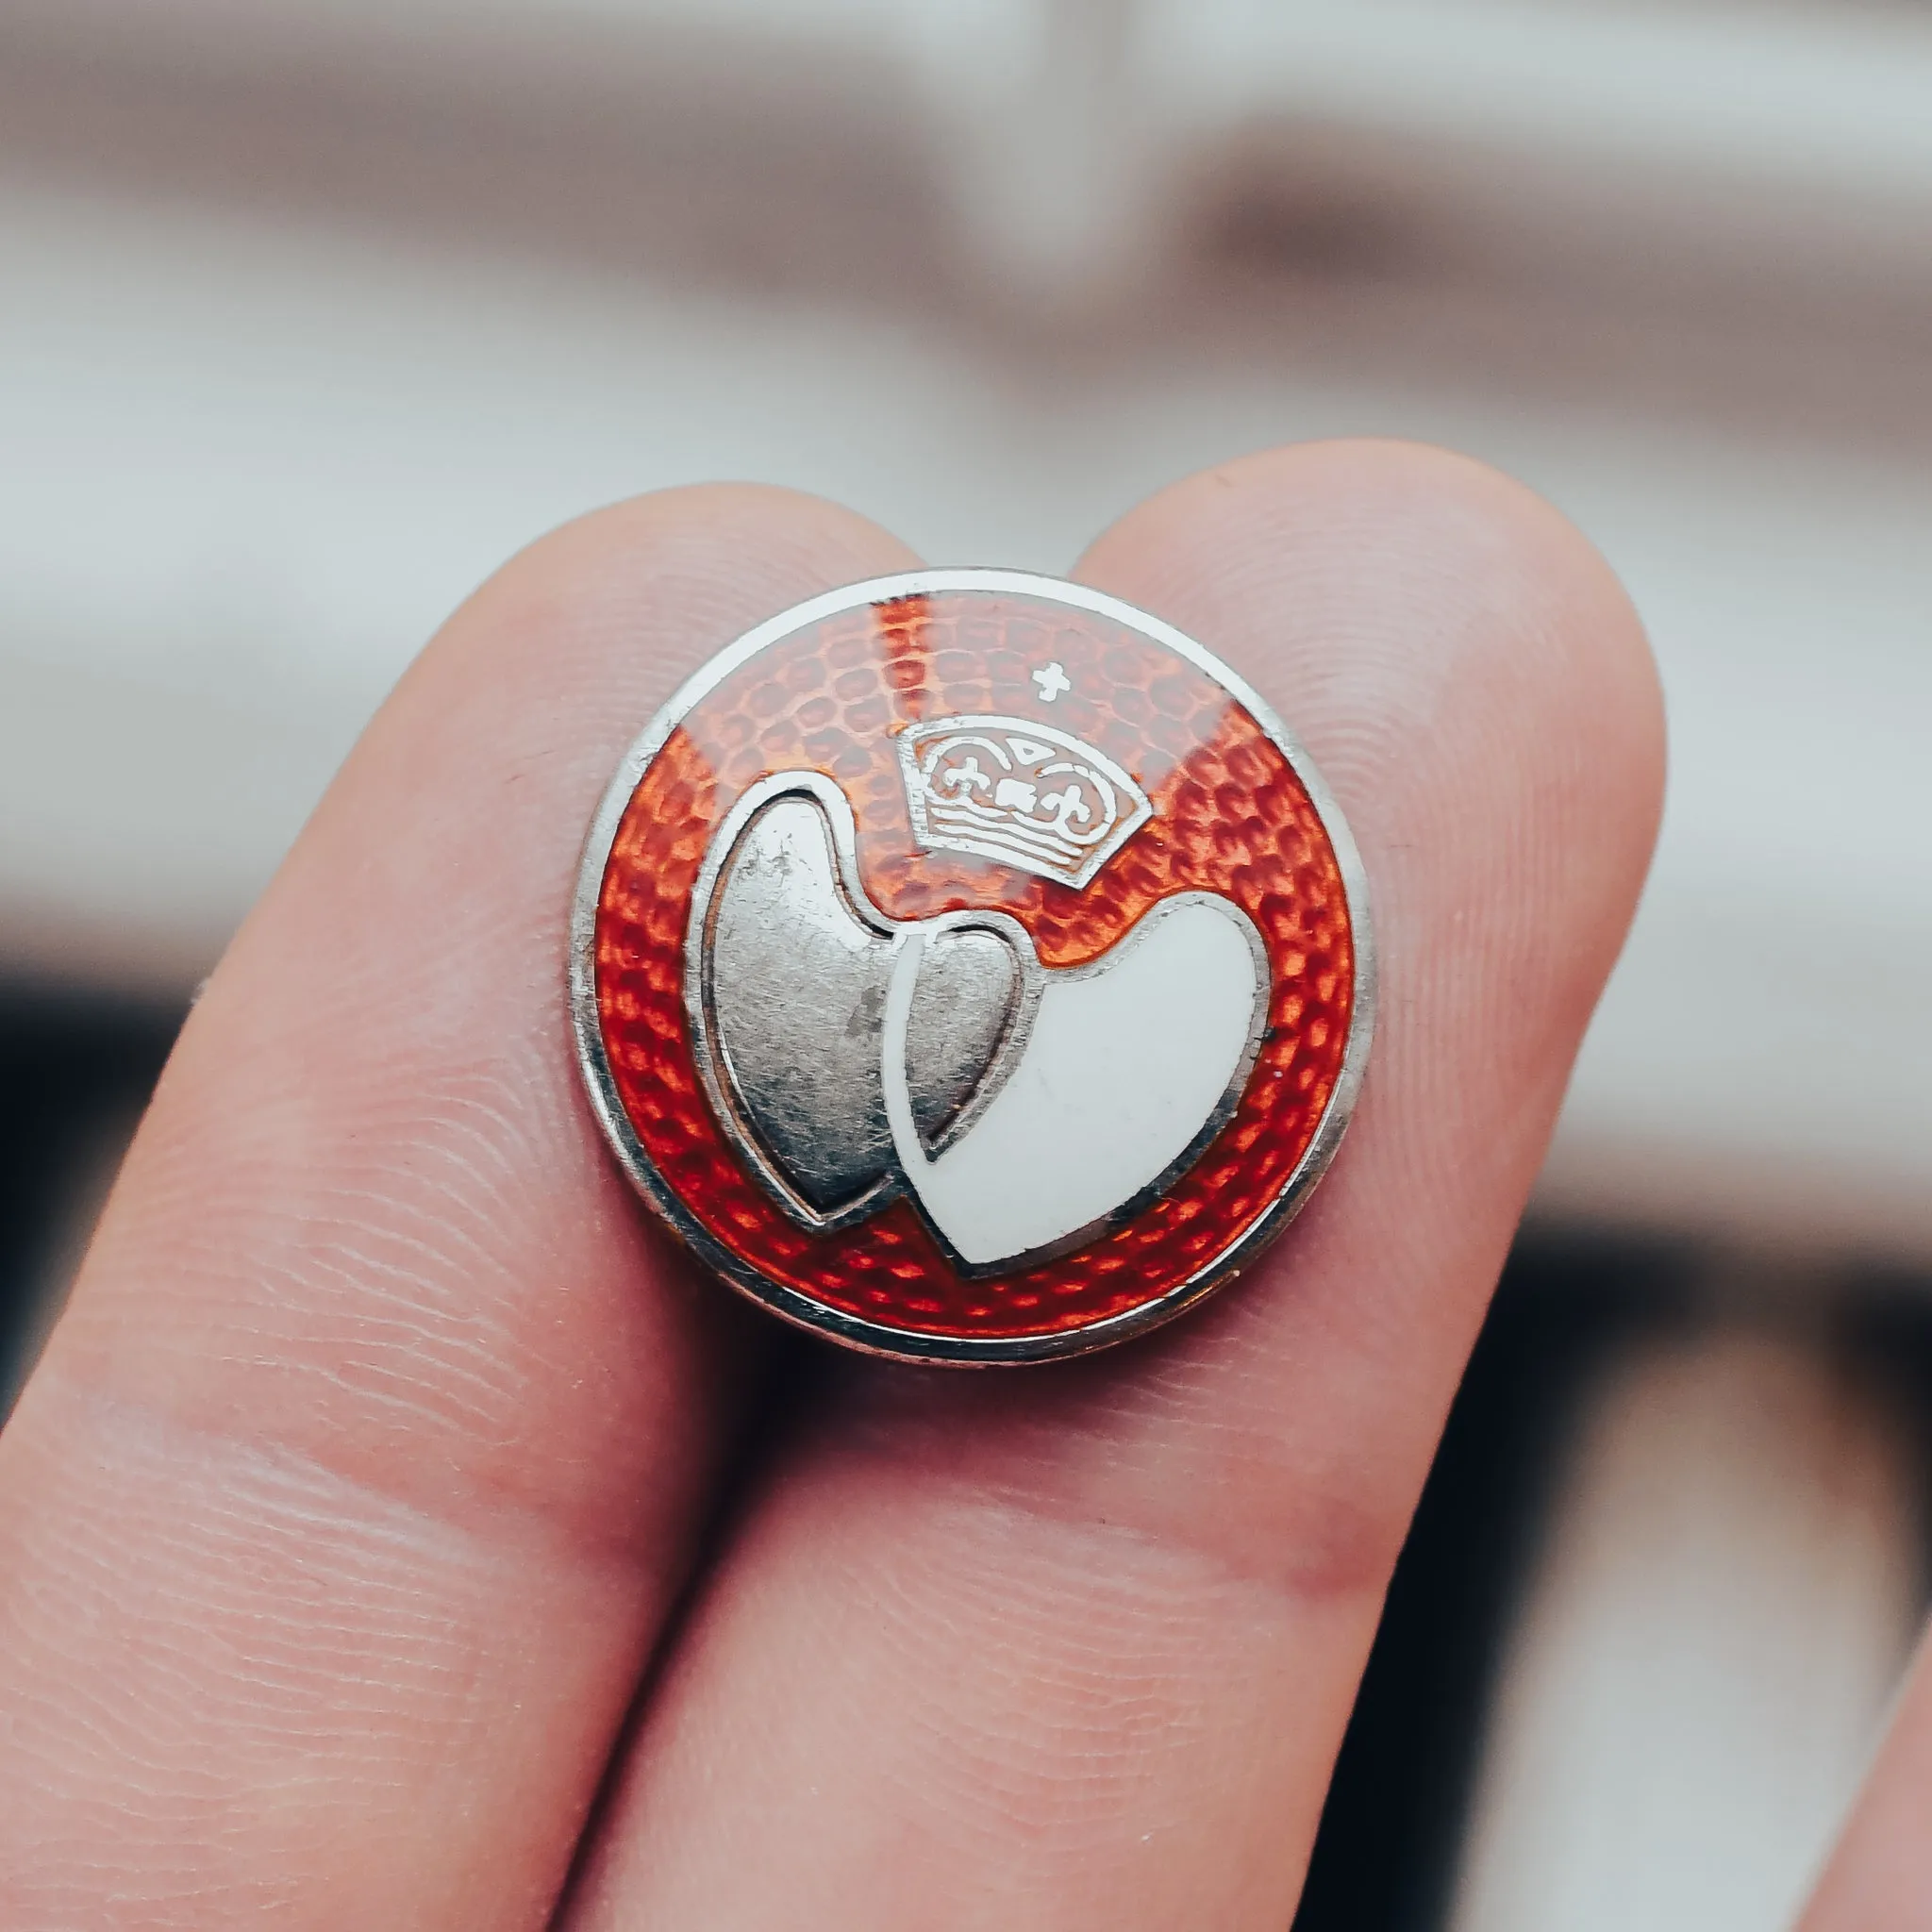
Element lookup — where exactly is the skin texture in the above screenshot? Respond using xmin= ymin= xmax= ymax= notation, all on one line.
xmin=0 ymin=444 xmax=1668 ymax=1929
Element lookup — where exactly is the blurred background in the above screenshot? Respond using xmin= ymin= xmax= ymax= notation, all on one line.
xmin=1 ymin=2 xmax=1929 ymax=1925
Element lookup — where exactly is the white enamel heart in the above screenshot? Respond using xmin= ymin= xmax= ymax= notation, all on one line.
xmin=880 ymin=893 xmax=1268 ymax=1271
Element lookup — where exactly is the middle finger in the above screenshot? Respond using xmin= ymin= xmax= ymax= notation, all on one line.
xmin=561 ymin=442 xmax=1664 ymax=1930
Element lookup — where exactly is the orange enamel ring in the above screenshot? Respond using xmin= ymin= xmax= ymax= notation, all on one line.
xmin=573 ymin=570 xmax=1374 ymax=1364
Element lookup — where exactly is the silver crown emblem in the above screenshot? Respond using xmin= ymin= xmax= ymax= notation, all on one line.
xmin=897 ymin=715 xmax=1154 ymax=891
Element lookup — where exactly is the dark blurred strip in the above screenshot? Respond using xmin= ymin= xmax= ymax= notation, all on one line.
xmin=1293 ymin=1235 xmax=1693 ymax=1932
xmin=0 ymin=977 xmax=183 ymax=1414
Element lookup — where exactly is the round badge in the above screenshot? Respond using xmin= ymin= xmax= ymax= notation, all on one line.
xmin=572 ymin=570 xmax=1374 ymax=1364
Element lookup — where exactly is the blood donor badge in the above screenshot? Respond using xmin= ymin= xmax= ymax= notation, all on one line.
xmin=573 ymin=570 xmax=1374 ymax=1364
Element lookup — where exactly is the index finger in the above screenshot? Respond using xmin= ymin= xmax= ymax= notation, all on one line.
xmin=0 ymin=486 xmax=915 ymax=1927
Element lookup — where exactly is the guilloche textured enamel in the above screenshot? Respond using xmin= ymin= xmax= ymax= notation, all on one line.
xmin=593 ymin=591 xmax=1353 ymax=1341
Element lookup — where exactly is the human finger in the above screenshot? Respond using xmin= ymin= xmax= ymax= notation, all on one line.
xmin=0 ymin=487 xmax=916 ymax=1928
xmin=560 ymin=441 xmax=1665 ymax=1929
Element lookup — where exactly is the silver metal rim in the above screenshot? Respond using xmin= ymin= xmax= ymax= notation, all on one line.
xmin=570 ymin=567 xmax=1378 ymax=1367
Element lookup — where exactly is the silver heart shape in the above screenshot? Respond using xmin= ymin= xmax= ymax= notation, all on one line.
xmin=695 ymin=786 xmax=1026 ymax=1224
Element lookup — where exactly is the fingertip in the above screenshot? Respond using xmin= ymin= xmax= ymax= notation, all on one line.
xmin=51 ymin=476 xmax=921 ymax=1531
xmin=1079 ymin=435 xmax=1665 ymax=965
xmin=410 ymin=481 xmax=922 ymax=715
xmin=1087 ymin=438 xmax=1658 ymax=730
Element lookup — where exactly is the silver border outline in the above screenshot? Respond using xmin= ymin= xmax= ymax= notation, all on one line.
xmin=570 ymin=567 xmax=1378 ymax=1367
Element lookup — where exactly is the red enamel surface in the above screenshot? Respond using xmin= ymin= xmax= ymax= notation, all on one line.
xmin=593 ymin=590 xmax=1354 ymax=1341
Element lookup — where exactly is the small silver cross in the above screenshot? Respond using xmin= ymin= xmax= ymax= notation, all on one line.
xmin=1032 ymin=660 xmax=1072 ymax=703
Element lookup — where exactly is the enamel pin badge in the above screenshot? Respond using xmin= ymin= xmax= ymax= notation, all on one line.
xmin=573 ymin=570 xmax=1373 ymax=1364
